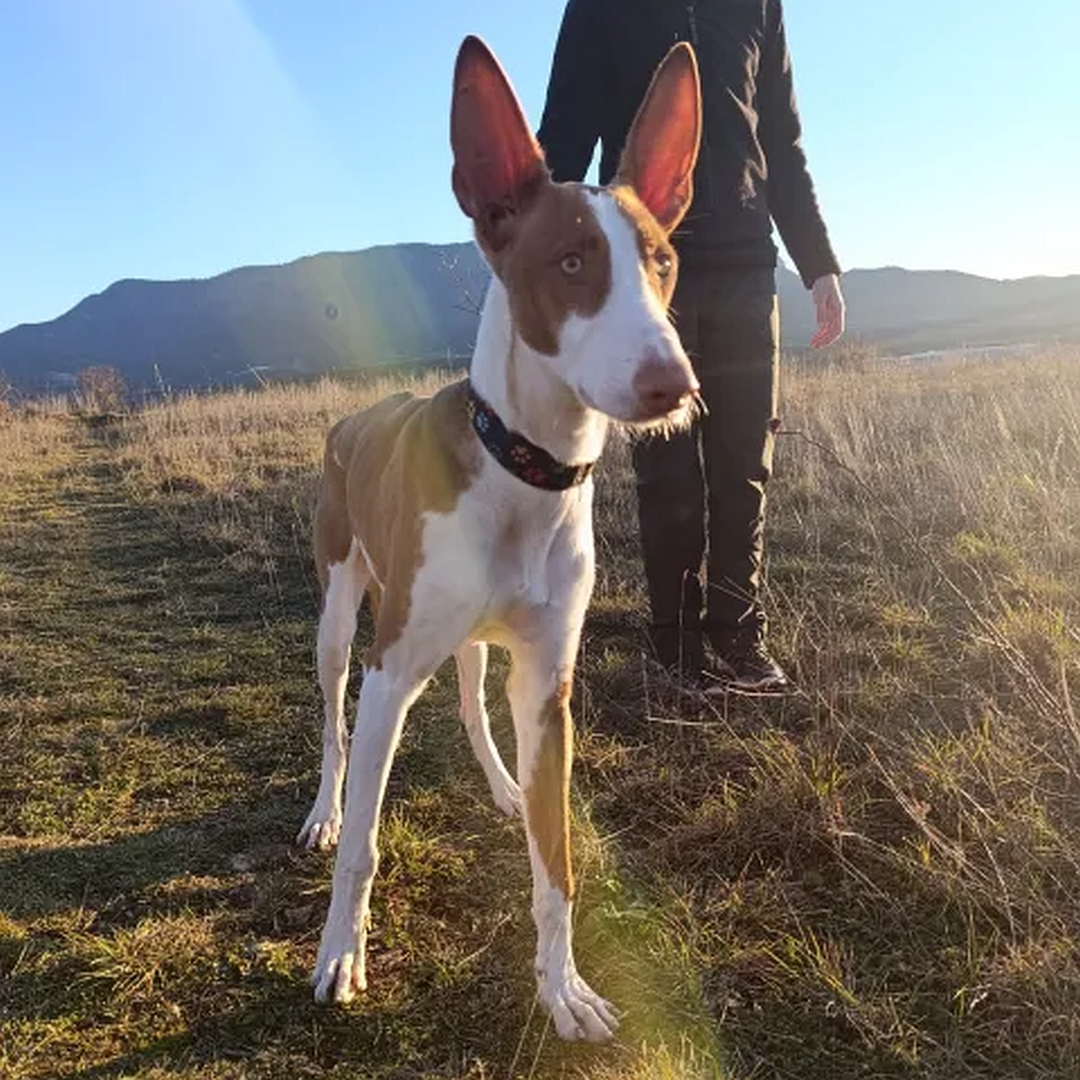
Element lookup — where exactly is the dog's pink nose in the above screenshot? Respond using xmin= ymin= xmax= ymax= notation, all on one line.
xmin=633 ymin=356 xmax=698 ymax=419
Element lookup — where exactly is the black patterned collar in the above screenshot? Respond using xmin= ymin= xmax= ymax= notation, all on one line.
xmin=465 ymin=381 xmax=596 ymax=491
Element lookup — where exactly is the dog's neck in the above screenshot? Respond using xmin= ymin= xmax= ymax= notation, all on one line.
xmin=469 ymin=278 xmax=609 ymax=470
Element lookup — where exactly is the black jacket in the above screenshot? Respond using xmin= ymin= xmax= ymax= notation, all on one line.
xmin=536 ymin=0 xmax=840 ymax=287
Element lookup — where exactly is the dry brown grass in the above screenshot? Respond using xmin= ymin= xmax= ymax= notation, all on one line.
xmin=117 ymin=372 xmax=452 ymax=497
xmin=3 ymin=346 xmax=1080 ymax=1078
xmin=583 ymin=344 xmax=1080 ymax=1077
xmin=0 ymin=397 xmax=74 ymax=494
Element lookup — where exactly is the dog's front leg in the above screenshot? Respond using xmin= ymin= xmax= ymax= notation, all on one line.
xmin=312 ymin=665 xmax=421 ymax=1003
xmin=507 ymin=645 xmax=618 ymax=1042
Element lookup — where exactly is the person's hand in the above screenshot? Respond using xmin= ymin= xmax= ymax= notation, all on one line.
xmin=810 ymin=273 xmax=845 ymax=348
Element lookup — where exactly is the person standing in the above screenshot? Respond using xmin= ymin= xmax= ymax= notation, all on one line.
xmin=537 ymin=0 xmax=845 ymax=692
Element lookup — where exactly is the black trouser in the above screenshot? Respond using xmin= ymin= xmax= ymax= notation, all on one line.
xmin=632 ymin=265 xmax=779 ymax=663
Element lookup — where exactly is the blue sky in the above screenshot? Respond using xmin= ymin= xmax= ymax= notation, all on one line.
xmin=2 ymin=0 xmax=1078 ymax=331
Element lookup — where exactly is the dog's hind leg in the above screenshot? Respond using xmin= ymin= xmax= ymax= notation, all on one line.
xmin=455 ymin=641 xmax=521 ymax=816
xmin=298 ymin=541 xmax=370 ymax=851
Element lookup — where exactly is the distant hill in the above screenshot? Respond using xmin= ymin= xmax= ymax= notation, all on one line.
xmin=777 ymin=266 xmax=1080 ymax=352
xmin=2 ymin=243 xmax=1078 ymax=394
xmin=0 ymin=243 xmax=490 ymax=395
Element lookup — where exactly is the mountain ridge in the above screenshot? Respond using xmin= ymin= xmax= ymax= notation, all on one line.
xmin=3 ymin=243 xmax=1077 ymax=393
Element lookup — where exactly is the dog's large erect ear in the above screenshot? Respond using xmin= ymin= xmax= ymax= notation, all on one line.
xmin=451 ymin=35 xmax=547 ymax=247
xmin=615 ymin=43 xmax=701 ymax=234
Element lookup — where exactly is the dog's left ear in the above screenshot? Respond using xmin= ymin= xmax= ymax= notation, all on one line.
xmin=451 ymin=35 xmax=548 ymax=250
xmin=615 ymin=43 xmax=701 ymax=234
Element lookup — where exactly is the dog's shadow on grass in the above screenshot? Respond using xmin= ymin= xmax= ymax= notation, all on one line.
xmin=46 ymin=969 xmax=549 ymax=1080
xmin=1 ymin=782 xmax=566 ymax=1080
xmin=0 ymin=798 xmax=310 ymax=920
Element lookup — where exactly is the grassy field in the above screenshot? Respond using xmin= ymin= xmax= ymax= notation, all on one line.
xmin=2 ymin=346 xmax=1079 ymax=1078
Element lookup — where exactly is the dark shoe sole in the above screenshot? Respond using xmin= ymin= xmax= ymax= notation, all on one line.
xmin=702 ymin=672 xmax=794 ymax=697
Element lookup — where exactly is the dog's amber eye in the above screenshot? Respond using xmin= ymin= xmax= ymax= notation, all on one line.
xmin=656 ymin=253 xmax=673 ymax=278
xmin=560 ymin=253 xmax=583 ymax=275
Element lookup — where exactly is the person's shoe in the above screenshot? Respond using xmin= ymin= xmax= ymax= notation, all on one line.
xmin=706 ymin=639 xmax=792 ymax=694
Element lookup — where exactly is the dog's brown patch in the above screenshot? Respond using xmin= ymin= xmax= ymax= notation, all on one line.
xmin=611 ymin=184 xmax=680 ymax=307
xmin=478 ymin=183 xmax=612 ymax=357
xmin=524 ymin=679 xmax=575 ymax=897
xmin=313 ymin=380 xmax=479 ymax=668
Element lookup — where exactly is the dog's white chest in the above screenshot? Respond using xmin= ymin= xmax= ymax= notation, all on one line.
xmin=424 ymin=476 xmax=594 ymax=639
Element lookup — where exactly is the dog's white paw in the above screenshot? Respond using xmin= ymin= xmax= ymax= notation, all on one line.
xmin=540 ymin=972 xmax=619 ymax=1042
xmin=312 ymin=923 xmax=367 ymax=1003
xmin=297 ymin=805 xmax=342 ymax=851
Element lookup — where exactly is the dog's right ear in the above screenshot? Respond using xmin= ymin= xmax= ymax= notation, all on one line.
xmin=451 ymin=35 xmax=548 ymax=250
xmin=615 ymin=42 xmax=701 ymax=235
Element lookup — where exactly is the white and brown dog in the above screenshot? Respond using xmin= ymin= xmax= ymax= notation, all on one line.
xmin=298 ymin=36 xmax=701 ymax=1042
